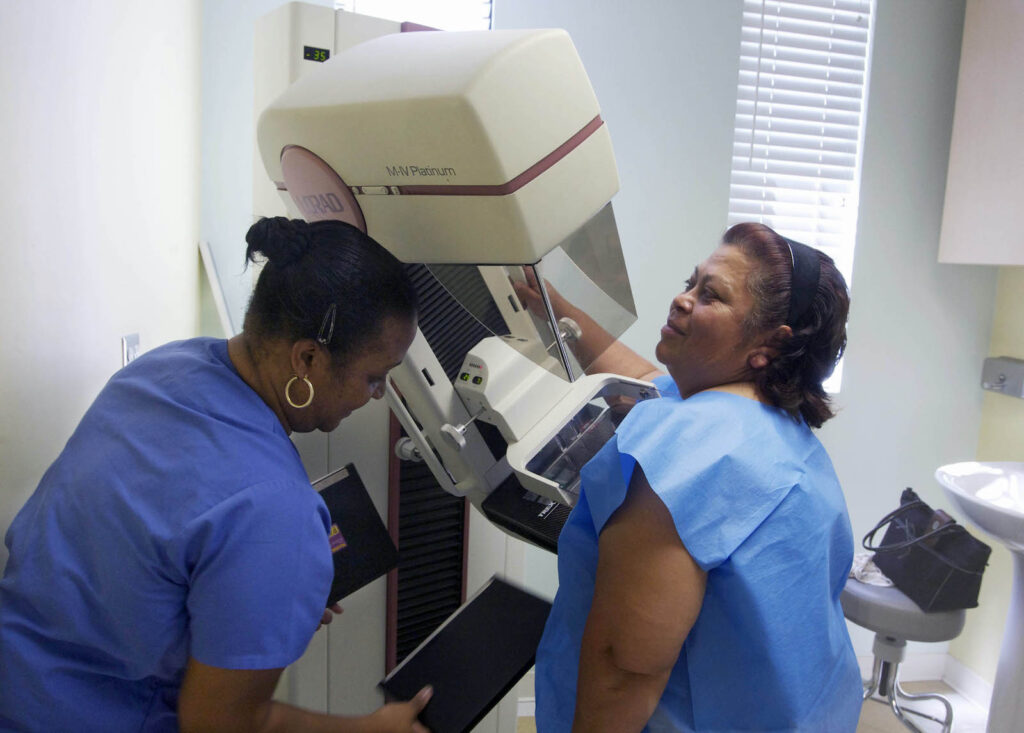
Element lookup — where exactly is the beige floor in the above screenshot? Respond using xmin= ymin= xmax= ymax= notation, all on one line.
xmin=516 ymin=681 xmax=989 ymax=732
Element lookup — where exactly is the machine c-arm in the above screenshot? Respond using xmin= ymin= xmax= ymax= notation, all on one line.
xmin=257 ymin=27 xmax=657 ymax=550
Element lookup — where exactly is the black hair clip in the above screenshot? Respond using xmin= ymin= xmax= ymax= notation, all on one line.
xmin=317 ymin=303 xmax=337 ymax=346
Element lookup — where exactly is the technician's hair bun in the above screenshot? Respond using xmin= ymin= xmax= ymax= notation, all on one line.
xmin=245 ymin=216 xmax=313 ymax=267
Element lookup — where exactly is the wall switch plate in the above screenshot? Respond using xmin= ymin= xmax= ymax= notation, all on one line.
xmin=121 ymin=333 xmax=140 ymax=367
xmin=981 ymin=356 xmax=1024 ymax=398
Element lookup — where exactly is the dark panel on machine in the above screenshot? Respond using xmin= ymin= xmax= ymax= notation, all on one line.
xmin=406 ymin=264 xmax=508 ymax=381
xmin=394 ymin=458 xmax=466 ymax=663
xmin=391 ymin=264 xmax=508 ymax=666
xmin=482 ymin=474 xmax=567 ymax=554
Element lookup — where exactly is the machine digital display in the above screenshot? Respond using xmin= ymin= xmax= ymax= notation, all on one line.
xmin=303 ymin=45 xmax=330 ymax=62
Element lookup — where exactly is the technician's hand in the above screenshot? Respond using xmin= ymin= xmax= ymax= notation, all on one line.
xmin=369 ymin=685 xmax=433 ymax=733
xmin=318 ymin=603 xmax=343 ymax=629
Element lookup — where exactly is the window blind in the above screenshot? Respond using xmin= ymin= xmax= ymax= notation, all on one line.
xmin=334 ymin=0 xmax=493 ymax=30
xmin=728 ymin=0 xmax=874 ymax=289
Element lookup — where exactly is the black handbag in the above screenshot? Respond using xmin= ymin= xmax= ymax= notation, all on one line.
xmin=862 ymin=487 xmax=992 ymax=612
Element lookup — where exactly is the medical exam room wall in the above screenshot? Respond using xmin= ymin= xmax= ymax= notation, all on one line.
xmin=0 ymin=2 xmax=202 ymax=571
xmin=953 ymin=267 xmax=1024 ymax=693
xmin=497 ymin=0 xmax=1000 ymax=690
xmin=200 ymin=0 xmax=333 ymax=335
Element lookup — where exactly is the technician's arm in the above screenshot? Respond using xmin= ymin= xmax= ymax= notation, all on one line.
xmin=178 ymin=658 xmax=431 ymax=733
xmin=573 ymin=468 xmax=706 ymax=733
xmin=512 ymin=277 xmax=662 ymax=382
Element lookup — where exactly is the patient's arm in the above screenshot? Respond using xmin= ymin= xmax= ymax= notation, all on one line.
xmin=572 ymin=467 xmax=706 ymax=732
xmin=512 ymin=275 xmax=662 ymax=382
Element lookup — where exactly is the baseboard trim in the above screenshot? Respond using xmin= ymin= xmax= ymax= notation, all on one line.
xmin=943 ymin=655 xmax=993 ymax=711
xmin=517 ymin=670 xmax=536 ymax=717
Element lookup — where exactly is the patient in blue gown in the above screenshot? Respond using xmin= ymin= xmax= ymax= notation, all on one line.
xmin=517 ymin=222 xmax=862 ymax=732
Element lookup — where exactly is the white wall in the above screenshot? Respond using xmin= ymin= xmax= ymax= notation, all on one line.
xmin=497 ymin=0 xmax=998 ymax=667
xmin=824 ymin=0 xmax=991 ymax=550
xmin=201 ymin=0 xmax=332 ymax=333
xmin=820 ymin=0 xmax=997 ymax=664
xmin=0 ymin=1 xmax=202 ymax=571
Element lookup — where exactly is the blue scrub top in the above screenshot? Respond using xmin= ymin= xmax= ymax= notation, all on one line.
xmin=0 ymin=338 xmax=333 ymax=732
xmin=535 ymin=377 xmax=862 ymax=732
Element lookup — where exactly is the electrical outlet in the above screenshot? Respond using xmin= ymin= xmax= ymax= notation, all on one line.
xmin=121 ymin=333 xmax=140 ymax=367
xmin=981 ymin=356 xmax=1024 ymax=398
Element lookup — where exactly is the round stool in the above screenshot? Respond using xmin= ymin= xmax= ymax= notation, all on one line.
xmin=841 ymin=577 xmax=966 ymax=733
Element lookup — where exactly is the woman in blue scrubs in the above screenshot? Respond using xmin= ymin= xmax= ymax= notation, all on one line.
xmin=0 ymin=218 xmax=431 ymax=732
xmin=527 ymin=222 xmax=862 ymax=732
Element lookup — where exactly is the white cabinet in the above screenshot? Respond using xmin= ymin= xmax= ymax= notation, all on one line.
xmin=938 ymin=0 xmax=1024 ymax=266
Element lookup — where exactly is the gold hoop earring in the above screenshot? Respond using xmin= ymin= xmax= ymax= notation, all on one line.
xmin=285 ymin=375 xmax=314 ymax=409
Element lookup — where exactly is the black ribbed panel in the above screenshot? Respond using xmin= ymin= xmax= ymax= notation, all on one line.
xmin=395 ymin=456 xmax=465 ymax=664
xmin=482 ymin=474 xmax=567 ymax=554
xmin=393 ymin=265 xmax=510 ymax=664
xmin=406 ymin=264 xmax=508 ymax=381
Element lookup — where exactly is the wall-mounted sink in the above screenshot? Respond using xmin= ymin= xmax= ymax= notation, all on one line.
xmin=936 ymin=461 xmax=1024 ymax=733
xmin=936 ymin=461 xmax=1024 ymax=552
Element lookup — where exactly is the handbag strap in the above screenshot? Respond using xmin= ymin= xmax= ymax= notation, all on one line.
xmin=861 ymin=501 xmax=965 ymax=552
xmin=861 ymin=501 xmax=925 ymax=550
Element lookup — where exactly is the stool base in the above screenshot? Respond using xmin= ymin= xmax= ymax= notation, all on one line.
xmin=862 ymin=653 xmax=954 ymax=733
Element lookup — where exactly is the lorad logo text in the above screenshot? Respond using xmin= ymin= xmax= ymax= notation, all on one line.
xmin=298 ymin=193 xmax=345 ymax=217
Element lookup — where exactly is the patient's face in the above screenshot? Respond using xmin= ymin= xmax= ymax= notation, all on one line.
xmin=655 ymin=245 xmax=761 ymax=397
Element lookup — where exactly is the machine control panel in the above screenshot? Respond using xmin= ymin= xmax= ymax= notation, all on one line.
xmin=458 ymin=360 xmax=488 ymax=389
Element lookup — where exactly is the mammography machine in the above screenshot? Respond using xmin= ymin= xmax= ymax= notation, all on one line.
xmin=256 ymin=9 xmax=656 ymax=552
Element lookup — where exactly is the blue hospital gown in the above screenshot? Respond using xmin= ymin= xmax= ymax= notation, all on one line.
xmin=535 ymin=376 xmax=862 ymax=732
xmin=0 ymin=338 xmax=333 ymax=732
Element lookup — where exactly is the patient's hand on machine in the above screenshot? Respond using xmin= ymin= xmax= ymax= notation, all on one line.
xmin=512 ymin=271 xmax=663 ymax=389
xmin=511 ymin=269 xmax=567 ymax=322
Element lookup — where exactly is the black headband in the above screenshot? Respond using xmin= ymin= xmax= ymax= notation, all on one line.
xmin=783 ymin=237 xmax=821 ymax=326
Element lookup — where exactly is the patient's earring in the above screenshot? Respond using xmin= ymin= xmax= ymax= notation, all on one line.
xmin=285 ymin=375 xmax=314 ymax=409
